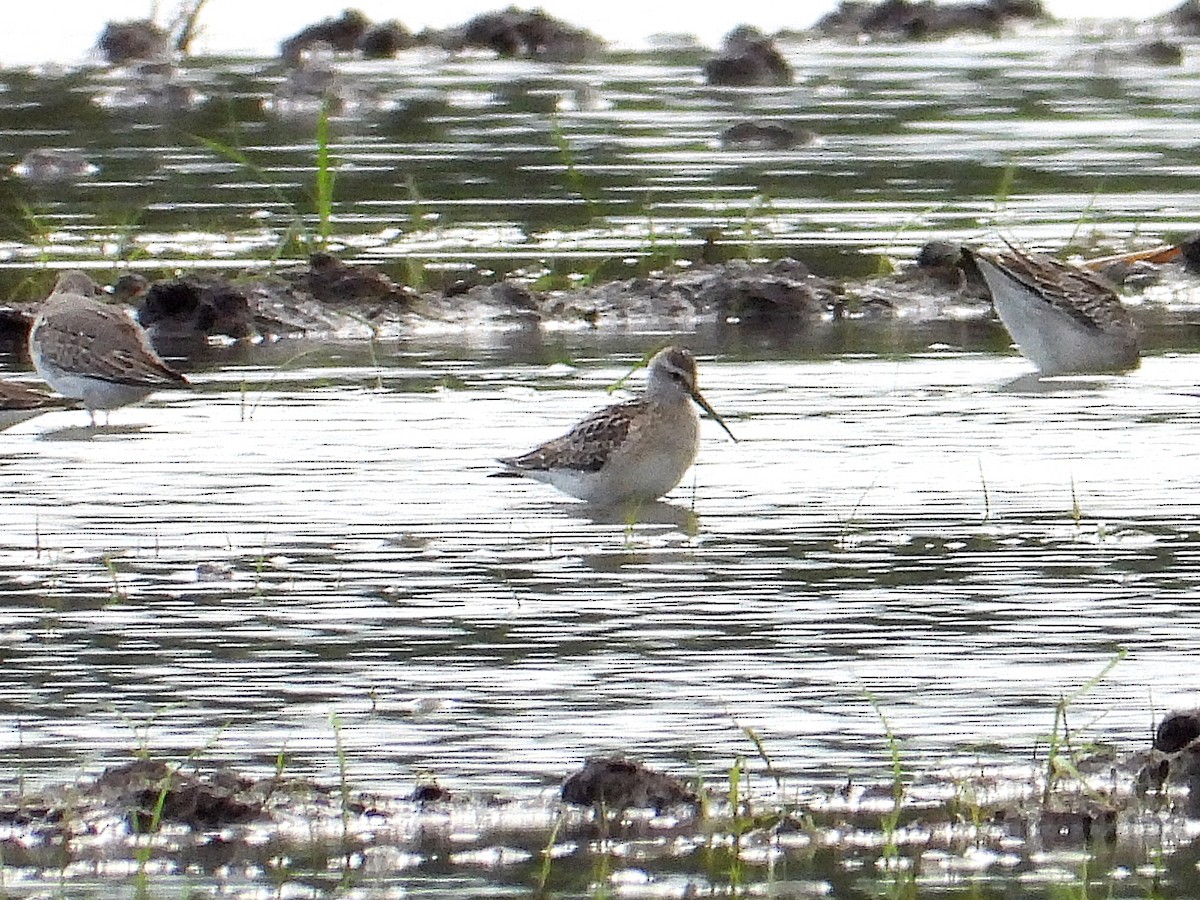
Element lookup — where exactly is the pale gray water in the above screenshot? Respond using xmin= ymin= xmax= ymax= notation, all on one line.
xmin=3 ymin=22 xmax=1200 ymax=897
xmin=0 ymin=340 xmax=1195 ymax=800
xmin=3 ymin=27 xmax=1200 ymax=289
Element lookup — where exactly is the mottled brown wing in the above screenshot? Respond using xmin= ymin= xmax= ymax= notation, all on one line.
xmin=41 ymin=300 xmax=188 ymax=387
xmin=993 ymin=247 xmax=1134 ymax=334
xmin=506 ymin=399 xmax=645 ymax=472
xmin=0 ymin=380 xmax=63 ymax=410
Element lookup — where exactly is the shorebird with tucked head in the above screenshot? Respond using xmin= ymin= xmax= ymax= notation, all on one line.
xmin=966 ymin=244 xmax=1140 ymax=376
xmin=496 ymin=346 xmax=736 ymax=506
xmin=28 ymin=271 xmax=189 ymax=426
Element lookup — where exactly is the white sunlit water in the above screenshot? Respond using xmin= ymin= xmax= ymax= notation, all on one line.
xmin=0 ymin=344 xmax=1196 ymax=799
xmin=1 ymin=1 xmax=1182 ymax=66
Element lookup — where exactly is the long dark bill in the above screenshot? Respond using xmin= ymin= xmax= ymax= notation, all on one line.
xmin=691 ymin=389 xmax=737 ymax=442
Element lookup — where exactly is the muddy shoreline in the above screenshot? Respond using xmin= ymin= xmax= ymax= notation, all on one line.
xmin=3 ymin=242 xmax=1199 ymax=359
xmin=0 ymin=727 xmax=1196 ymax=896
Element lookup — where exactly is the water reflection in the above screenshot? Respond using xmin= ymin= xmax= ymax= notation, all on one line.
xmin=1 ymin=30 xmax=1199 ymax=284
xmin=0 ymin=343 xmax=1195 ymax=807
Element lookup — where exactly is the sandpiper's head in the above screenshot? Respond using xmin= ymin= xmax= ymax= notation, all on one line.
xmin=49 ymin=270 xmax=99 ymax=299
xmin=646 ymin=345 xmax=736 ymax=441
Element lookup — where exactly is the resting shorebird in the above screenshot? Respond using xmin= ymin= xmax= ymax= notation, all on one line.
xmin=966 ymin=245 xmax=1140 ymax=376
xmin=497 ymin=346 xmax=736 ymax=505
xmin=0 ymin=380 xmax=78 ymax=431
xmin=28 ymin=271 xmax=189 ymax=425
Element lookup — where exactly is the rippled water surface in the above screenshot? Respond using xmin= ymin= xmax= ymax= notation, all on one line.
xmin=2 ymin=26 xmax=1200 ymax=288
xmin=3 ymin=21 xmax=1200 ymax=897
xmin=1 ymin=338 xmax=1197 ymax=794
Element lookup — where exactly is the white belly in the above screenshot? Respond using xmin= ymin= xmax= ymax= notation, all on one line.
xmin=538 ymin=414 xmax=701 ymax=505
xmin=32 ymin=365 xmax=153 ymax=411
xmin=982 ymin=271 xmax=1137 ymax=375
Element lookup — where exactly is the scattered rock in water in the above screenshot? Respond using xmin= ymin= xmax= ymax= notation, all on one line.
xmin=898 ymin=239 xmax=975 ymax=291
xmin=27 ymin=238 xmax=1191 ymax=350
xmin=1175 ymin=232 xmax=1200 ymax=274
xmin=93 ymin=62 xmax=201 ymax=111
xmin=720 ymin=121 xmax=813 ymax=150
xmin=415 ymin=280 xmax=541 ymax=328
xmin=703 ymin=26 xmax=792 ymax=86
xmin=439 ymin=9 xmax=606 ymax=61
xmin=1038 ymin=806 xmax=1118 ymax=847
xmin=0 ymin=309 xmax=34 ymax=356
xmin=97 ymin=19 xmax=171 ymax=64
xmin=131 ymin=255 xmax=416 ymax=343
xmin=195 ymin=561 xmax=234 ymax=582
xmin=358 ymin=20 xmax=416 ymax=58
xmin=267 ymin=41 xmax=379 ymax=116
xmin=411 ymin=782 xmax=452 ymax=804
xmin=561 ymin=756 xmax=696 ymax=813
xmin=0 ymin=746 xmax=1190 ymax=890
xmin=290 ymin=252 xmax=416 ymax=309
xmin=11 ymin=149 xmax=98 ymax=183
xmin=1165 ymin=0 xmax=1200 ymax=33
xmin=1136 ymin=709 xmax=1200 ymax=815
xmin=524 ymin=258 xmax=838 ymax=329
xmin=699 ymin=257 xmax=829 ymax=323
xmin=1133 ymin=39 xmax=1185 ymax=66
xmin=93 ymin=759 xmax=263 ymax=830
xmin=1155 ymin=709 xmax=1200 ymax=753
xmin=137 ymin=276 xmax=257 ymax=344
xmin=280 ymin=9 xmax=371 ymax=64
xmin=111 ymin=273 xmax=151 ymax=303
xmin=813 ymin=0 xmax=1047 ymax=39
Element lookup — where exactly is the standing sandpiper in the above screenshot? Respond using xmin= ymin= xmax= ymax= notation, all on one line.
xmin=967 ymin=245 xmax=1140 ymax=376
xmin=28 ymin=271 xmax=189 ymax=425
xmin=496 ymin=346 xmax=736 ymax=505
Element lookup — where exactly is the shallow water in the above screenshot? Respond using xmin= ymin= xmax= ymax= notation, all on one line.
xmin=2 ymin=21 xmax=1200 ymax=898
xmin=1 ymin=25 xmax=1199 ymax=292
xmin=0 ymin=337 xmax=1196 ymax=796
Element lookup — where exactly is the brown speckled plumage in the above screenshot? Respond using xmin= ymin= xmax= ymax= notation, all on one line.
xmin=0 ymin=379 xmax=77 ymax=430
xmin=503 ymin=397 xmax=645 ymax=473
xmin=974 ymin=246 xmax=1135 ymax=335
xmin=29 ymin=271 xmax=188 ymax=423
xmin=968 ymin=245 xmax=1139 ymax=375
xmin=0 ymin=380 xmax=73 ymax=411
xmin=497 ymin=346 xmax=734 ymax=505
xmin=33 ymin=294 xmax=188 ymax=388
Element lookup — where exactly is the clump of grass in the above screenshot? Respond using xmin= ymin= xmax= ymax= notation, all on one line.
xmin=740 ymin=194 xmax=769 ymax=261
xmin=865 ymin=694 xmax=907 ymax=861
xmin=170 ymin=0 xmax=210 ymax=54
xmin=195 ymin=99 xmax=339 ymax=260
xmin=312 ymin=101 xmax=336 ymax=250
xmin=130 ymin=721 xmax=228 ymax=834
xmin=330 ymin=711 xmax=352 ymax=845
xmin=17 ymin=203 xmax=53 ymax=270
xmin=605 ymin=347 xmax=661 ymax=395
xmin=196 ymin=134 xmax=303 ymax=261
xmin=549 ymin=115 xmax=597 ymax=220
xmin=1064 ymin=186 xmax=1103 ymax=253
xmin=837 ymin=473 xmax=881 ymax=550
xmin=978 ymin=458 xmax=991 ymax=523
xmin=238 ymin=346 xmax=325 ymax=421
xmin=534 ymin=809 xmax=566 ymax=896
xmin=992 ymin=164 xmax=1017 ymax=212
xmin=875 ymin=201 xmax=948 ymax=276
xmin=102 ymin=554 xmax=126 ymax=603
xmin=1041 ymin=648 xmax=1127 ymax=807
xmin=738 ymin=721 xmax=782 ymax=795
xmin=401 ymin=175 xmax=428 ymax=289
